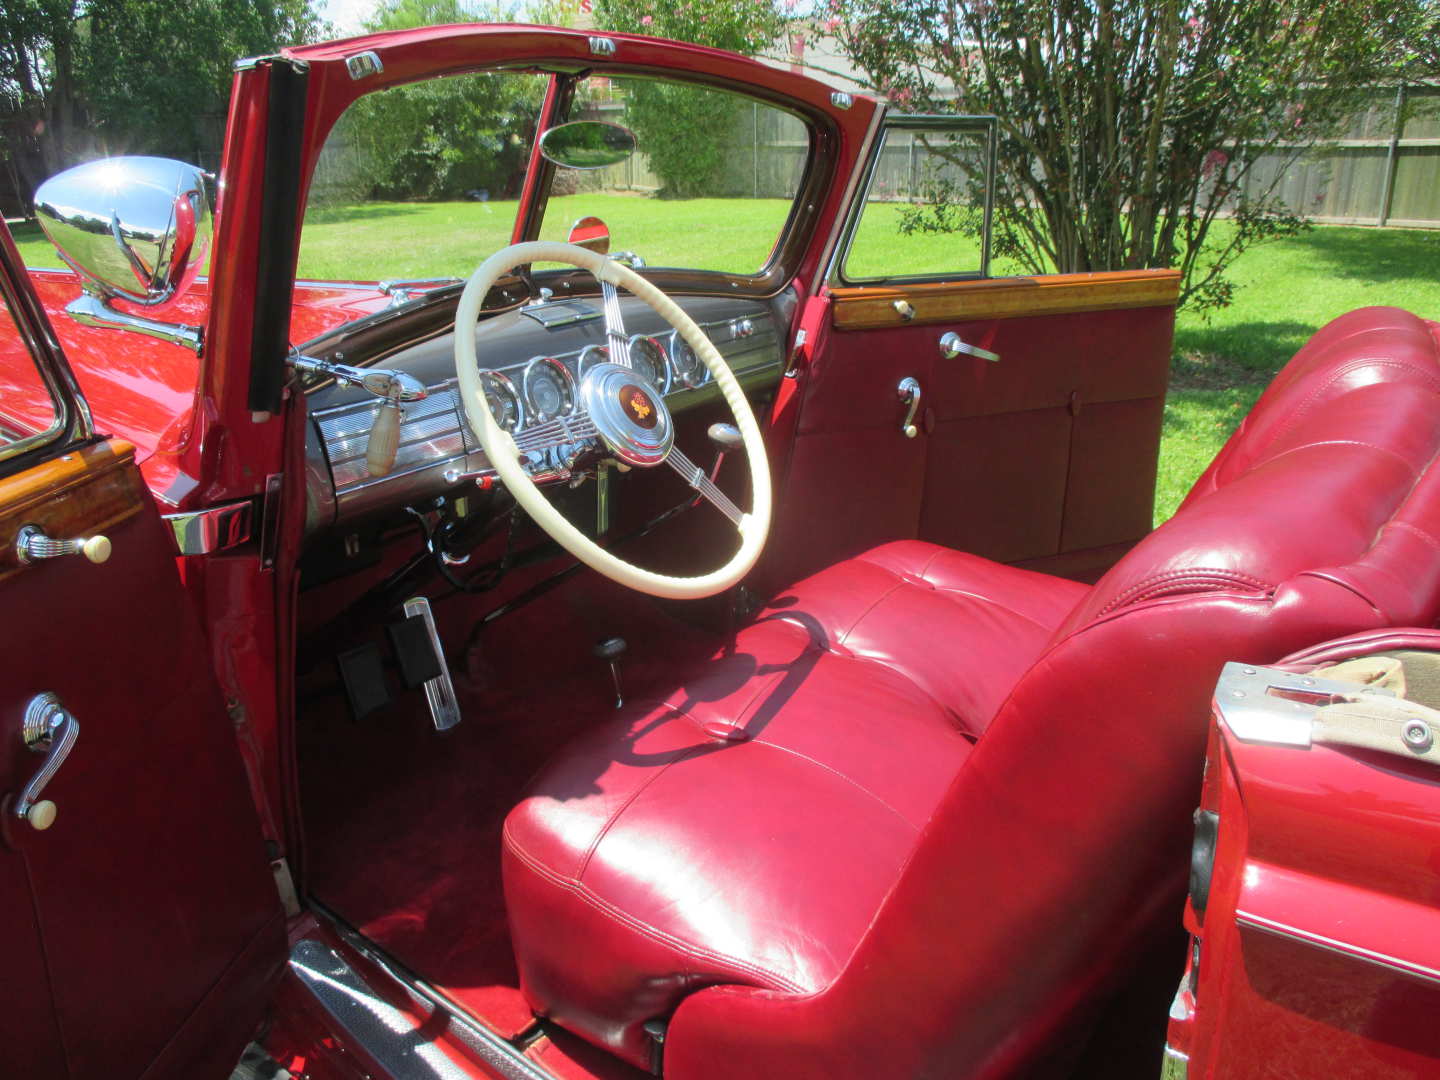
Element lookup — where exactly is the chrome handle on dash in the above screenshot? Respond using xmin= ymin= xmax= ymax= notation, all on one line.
xmin=16 ymin=692 xmax=79 ymax=832
xmin=939 ymin=331 xmax=1000 ymax=363
xmin=897 ymin=377 xmax=922 ymax=439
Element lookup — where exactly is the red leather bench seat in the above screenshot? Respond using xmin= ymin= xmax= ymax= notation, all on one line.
xmin=503 ymin=549 xmax=1081 ymax=1062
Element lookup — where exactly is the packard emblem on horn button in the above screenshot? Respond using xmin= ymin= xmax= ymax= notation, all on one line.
xmin=621 ymin=384 xmax=659 ymax=429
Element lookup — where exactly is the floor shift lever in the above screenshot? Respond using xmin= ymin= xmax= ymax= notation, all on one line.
xmin=594 ymin=637 xmax=628 ymax=709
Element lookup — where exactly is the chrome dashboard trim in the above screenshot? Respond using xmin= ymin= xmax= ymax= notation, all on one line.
xmin=309 ymin=308 xmax=781 ymax=528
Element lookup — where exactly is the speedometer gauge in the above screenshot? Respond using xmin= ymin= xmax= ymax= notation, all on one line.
xmin=668 ymin=330 xmax=708 ymax=388
xmin=524 ymin=356 xmax=576 ymax=423
xmin=480 ymin=370 xmax=522 ymax=432
xmin=626 ymin=335 xmax=672 ymax=394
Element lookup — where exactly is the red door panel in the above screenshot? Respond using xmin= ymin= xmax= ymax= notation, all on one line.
xmin=763 ymin=272 xmax=1177 ymax=587
xmin=0 ymin=441 xmax=284 ymax=1078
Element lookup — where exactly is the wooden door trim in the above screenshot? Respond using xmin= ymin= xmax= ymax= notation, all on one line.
xmin=830 ymin=268 xmax=1181 ymax=329
xmin=0 ymin=440 xmax=143 ymax=581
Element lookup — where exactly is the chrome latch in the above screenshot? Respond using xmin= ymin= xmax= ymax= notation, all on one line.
xmin=16 ymin=692 xmax=79 ymax=831
xmin=939 ymin=331 xmax=1000 ymax=363
xmin=15 ymin=524 xmax=111 ymax=565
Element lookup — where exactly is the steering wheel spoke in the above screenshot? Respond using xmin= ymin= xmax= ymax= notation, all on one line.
xmin=600 ymin=278 xmax=634 ymax=369
xmin=665 ymin=446 xmax=744 ymax=527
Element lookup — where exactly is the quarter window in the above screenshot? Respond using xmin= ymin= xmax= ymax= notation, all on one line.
xmin=840 ymin=117 xmax=996 ymax=283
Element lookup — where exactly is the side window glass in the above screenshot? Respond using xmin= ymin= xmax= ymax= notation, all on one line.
xmin=0 ymin=292 xmax=64 ymax=461
xmin=840 ymin=118 xmax=996 ymax=283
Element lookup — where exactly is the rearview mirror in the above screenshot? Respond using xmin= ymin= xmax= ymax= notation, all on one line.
xmin=33 ymin=157 xmax=210 ymax=351
xmin=539 ymin=122 xmax=636 ymax=171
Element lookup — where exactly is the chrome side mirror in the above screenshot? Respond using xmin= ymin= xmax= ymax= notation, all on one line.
xmin=567 ymin=216 xmax=611 ymax=255
xmin=34 ymin=157 xmax=211 ymax=353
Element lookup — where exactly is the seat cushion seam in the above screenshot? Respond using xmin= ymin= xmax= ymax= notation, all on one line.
xmin=835 ymin=578 xmax=907 ymax=649
xmin=504 ymin=829 xmax=810 ymax=994
xmin=1099 ymin=568 xmax=1274 ymax=616
xmin=836 ymin=650 xmax=976 ymax=733
xmin=748 ymin=736 xmax=925 ymax=832
xmin=1257 ymin=358 xmax=1440 ymax=458
xmin=575 ymin=748 xmax=700 ymax=881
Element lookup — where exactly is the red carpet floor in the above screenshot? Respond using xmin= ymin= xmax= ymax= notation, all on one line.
xmin=299 ymin=574 xmax=719 ymax=1041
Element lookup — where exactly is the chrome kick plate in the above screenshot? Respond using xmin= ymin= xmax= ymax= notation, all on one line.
xmin=402 ymin=597 xmax=461 ymax=732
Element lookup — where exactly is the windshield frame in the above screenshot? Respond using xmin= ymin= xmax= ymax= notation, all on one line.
xmin=284 ymin=27 xmax=862 ymax=302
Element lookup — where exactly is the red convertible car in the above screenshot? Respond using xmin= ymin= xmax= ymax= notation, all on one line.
xmin=2 ymin=22 xmax=1438 ymax=1080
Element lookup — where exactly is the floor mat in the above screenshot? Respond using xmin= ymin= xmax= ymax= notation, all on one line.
xmin=300 ymin=573 xmax=720 ymax=1040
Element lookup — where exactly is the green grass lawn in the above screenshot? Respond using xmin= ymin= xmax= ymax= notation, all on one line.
xmin=12 ymin=199 xmax=1438 ymax=526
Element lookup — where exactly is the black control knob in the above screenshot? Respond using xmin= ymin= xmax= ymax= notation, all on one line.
xmin=593 ymin=637 xmax=627 ymax=709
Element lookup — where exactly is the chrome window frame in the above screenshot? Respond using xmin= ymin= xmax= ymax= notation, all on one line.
xmin=0 ymin=230 xmax=93 ymax=472
xmin=831 ymin=113 xmax=999 ymax=287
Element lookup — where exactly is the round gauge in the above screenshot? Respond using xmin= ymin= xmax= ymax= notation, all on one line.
xmin=668 ymin=330 xmax=708 ymax=388
xmin=480 ymin=370 xmax=522 ymax=433
xmin=626 ymin=335 xmax=672 ymax=394
xmin=578 ymin=344 xmax=611 ymax=376
xmin=524 ymin=356 xmax=576 ymax=424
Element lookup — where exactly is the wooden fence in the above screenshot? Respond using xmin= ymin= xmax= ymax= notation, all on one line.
xmin=1245 ymin=85 xmax=1439 ymax=227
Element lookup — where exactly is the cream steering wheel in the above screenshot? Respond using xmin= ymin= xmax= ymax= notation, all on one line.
xmin=454 ymin=241 xmax=772 ymax=600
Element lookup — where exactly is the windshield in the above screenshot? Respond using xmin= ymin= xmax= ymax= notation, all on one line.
xmin=298 ymin=68 xmax=812 ymax=327
xmin=534 ymin=75 xmax=810 ymax=274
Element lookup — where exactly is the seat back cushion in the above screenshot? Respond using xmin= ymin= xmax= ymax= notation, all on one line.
xmin=660 ymin=307 xmax=1440 ymax=1079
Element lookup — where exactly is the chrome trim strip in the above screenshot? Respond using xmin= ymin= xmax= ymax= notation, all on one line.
xmin=163 ymin=501 xmax=254 ymax=555
xmin=290 ymin=939 xmax=486 ymax=1080
xmin=1235 ymin=910 xmax=1440 ymax=987
xmin=294 ymin=924 xmax=552 ymax=1080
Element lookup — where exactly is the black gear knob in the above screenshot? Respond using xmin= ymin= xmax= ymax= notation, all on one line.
xmin=593 ymin=637 xmax=627 ymax=708
xmin=593 ymin=637 xmax=628 ymax=662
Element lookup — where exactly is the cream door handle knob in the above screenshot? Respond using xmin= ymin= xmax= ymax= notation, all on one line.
xmin=26 ymin=800 xmax=57 ymax=831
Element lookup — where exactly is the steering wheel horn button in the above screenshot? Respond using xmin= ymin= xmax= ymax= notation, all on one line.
xmin=581 ymin=362 xmax=674 ymax=467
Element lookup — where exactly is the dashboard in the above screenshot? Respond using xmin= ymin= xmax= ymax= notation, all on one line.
xmin=303 ymin=292 xmax=788 ymax=532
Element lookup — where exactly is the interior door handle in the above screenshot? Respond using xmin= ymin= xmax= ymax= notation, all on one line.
xmin=15 ymin=692 xmax=79 ymax=831
xmin=897 ymin=377 xmax=922 ymax=439
xmin=939 ymin=331 xmax=1000 ymax=363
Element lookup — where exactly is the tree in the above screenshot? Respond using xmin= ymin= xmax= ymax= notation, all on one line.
xmin=826 ymin=0 xmax=1429 ymax=310
xmin=330 ymin=0 xmax=543 ymax=201
xmin=0 ymin=0 xmax=322 ymax=206
xmin=593 ymin=0 xmax=790 ymax=196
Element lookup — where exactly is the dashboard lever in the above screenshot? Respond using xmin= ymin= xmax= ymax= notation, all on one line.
xmin=593 ymin=637 xmax=628 ymax=709
xmin=690 ymin=423 xmax=742 ymax=511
